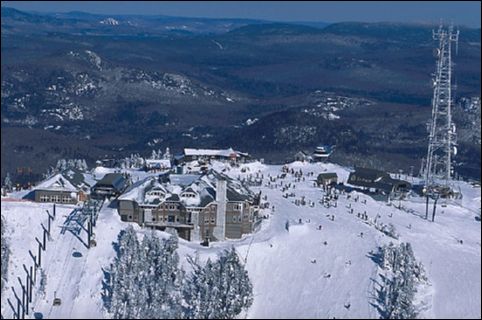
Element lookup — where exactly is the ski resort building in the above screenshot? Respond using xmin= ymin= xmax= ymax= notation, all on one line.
xmin=91 ymin=173 xmax=127 ymax=199
xmin=30 ymin=169 xmax=91 ymax=204
xmin=316 ymin=172 xmax=338 ymax=187
xmin=294 ymin=151 xmax=311 ymax=162
xmin=117 ymin=170 xmax=261 ymax=242
xmin=144 ymin=159 xmax=172 ymax=172
xmin=312 ymin=145 xmax=333 ymax=162
xmin=182 ymin=148 xmax=250 ymax=163
xmin=347 ymin=167 xmax=411 ymax=200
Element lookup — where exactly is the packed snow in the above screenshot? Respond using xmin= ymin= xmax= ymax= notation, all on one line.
xmin=1 ymin=161 xmax=480 ymax=319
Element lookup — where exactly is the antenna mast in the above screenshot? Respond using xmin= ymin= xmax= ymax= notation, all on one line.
xmin=423 ymin=24 xmax=459 ymax=195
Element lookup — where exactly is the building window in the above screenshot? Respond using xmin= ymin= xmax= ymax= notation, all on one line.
xmin=129 ymin=215 xmax=133 ymax=220
xmin=211 ymin=217 xmax=215 ymax=224
xmin=40 ymin=195 xmax=49 ymax=202
xmin=233 ymin=216 xmax=237 ymax=222
xmin=168 ymin=215 xmax=175 ymax=223
xmin=238 ymin=216 xmax=242 ymax=222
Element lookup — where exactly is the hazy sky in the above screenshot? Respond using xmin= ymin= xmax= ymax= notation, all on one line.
xmin=2 ymin=1 xmax=481 ymax=27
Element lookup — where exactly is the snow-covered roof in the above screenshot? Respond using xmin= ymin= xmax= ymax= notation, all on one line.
xmin=147 ymin=185 xmax=167 ymax=193
xmin=34 ymin=173 xmax=78 ymax=192
xmin=169 ymin=174 xmax=201 ymax=186
xmin=184 ymin=148 xmax=244 ymax=158
xmin=201 ymin=169 xmax=255 ymax=202
xmin=62 ymin=168 xmax=91 ymax=190
xmin=181 ymin=187 xmax=197 ymax=194
xmin=118 ymin=178 xmax=153 ymax=202
xmin=145 ymin=159 xmax=171 ymax=167
xmin=117 ymin=167 xmax=256 ymax=209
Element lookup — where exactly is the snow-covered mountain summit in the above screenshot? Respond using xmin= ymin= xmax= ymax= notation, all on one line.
xmin=1 ymin=160 xmax=480 ymax=318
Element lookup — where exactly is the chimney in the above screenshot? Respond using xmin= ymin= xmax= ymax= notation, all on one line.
xmin=213 ymin=178 xmax=227 ymax=240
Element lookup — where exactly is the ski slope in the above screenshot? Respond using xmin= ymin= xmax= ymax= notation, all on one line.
xmin=1 ymin=161 xmax=480 ymax=319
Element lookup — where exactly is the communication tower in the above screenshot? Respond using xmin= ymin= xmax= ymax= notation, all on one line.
xmin=422 ymin=24 xmax=459 ymax=197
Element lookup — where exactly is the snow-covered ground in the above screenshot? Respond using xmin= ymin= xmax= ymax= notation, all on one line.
xmin=1 ymin=161 xmax=480 ymax=319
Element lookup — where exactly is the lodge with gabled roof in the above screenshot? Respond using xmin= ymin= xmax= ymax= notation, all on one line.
xmin=347 ymin=167 xmax=411 ymax=200
xmin=117 ymin=169 xmax=261 ymax=242
xmin=28 ymin=168 xmax=91 ymax=204
xmin=91 ymin=173 xmax=127 ymax=199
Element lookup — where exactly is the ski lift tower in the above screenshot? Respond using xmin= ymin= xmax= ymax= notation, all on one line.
xmin=422 ymin=24 xmax=459 ymax=198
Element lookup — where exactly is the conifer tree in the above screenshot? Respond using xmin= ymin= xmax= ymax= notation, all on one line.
xmin=1 ymin=216 xmax=10 ymax=292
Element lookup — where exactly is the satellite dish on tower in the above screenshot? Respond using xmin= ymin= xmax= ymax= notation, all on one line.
xmin=433 ymin=48 xmax=441 ymax=57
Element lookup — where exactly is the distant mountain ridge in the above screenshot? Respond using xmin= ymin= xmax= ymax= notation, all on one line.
xmin=1 ymin=6 xmax=480 ymax=183
xmin=1 ymin=6 xmax=330 ymax=35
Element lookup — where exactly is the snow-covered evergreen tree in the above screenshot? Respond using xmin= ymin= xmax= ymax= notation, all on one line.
xmin=108 ymin=229 xmax=185 ymax=319
xmin=106 ymin=233 xmax=252 ymax=319
xmin=67 ymin=159 xmax=75 ymax=169
xmin=140 ymin=232 xmax=183 ymax=319
xmin=57 ymin=159 xmax=65 ymax=169
xmin=163 ymin=147 xmax=171 ymax=160
xmin=378 ymin=242 xmax=426 ymax=319
xmin=42 ymin=166 xmax=55 ymax=179
xmin=1 ymin=216 xmax=10 ymax=292
xmin=75 ymin=159 xmax=82 ymax=170
xmin=216 ymin=248 xmax=253 ymax=318
xmin=183 ymin=248 xmax=253 ymax=319
xmin=55 ymin=158 xmax=88 ymax=172
xmin=110 ymin=226 xmax=145 ymax=319
xmin=3 ymin=173 xmax=13 ymax=192
xmin=81 ymin=159 xmax=88 ymax=170
xmin=182 ymin=256 xmax=211 ymax=319
xmin=39 ymin=268 xmax=47 ymax=297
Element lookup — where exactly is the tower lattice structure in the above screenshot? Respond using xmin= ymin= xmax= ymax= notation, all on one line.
xmin=423 ymin=24 xmax=459 ymax=192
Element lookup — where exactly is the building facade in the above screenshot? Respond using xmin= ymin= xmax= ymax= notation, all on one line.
xmin=347 ymin=167 xmax=411 ymax=200
xmin=312 ymin=145 xmax=332 ymax=162
xmin=117 ymin=170 xmax=261 ymax=242
xmin=91 ymin=173 xmax=127 ymax=199
xmin=30 ymin=170 xmax=91 ymax=204
xmin=317 ymin=172 xmax=338 ymax=187
xmin=183 ymin=148 xmax=250 ymax=163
